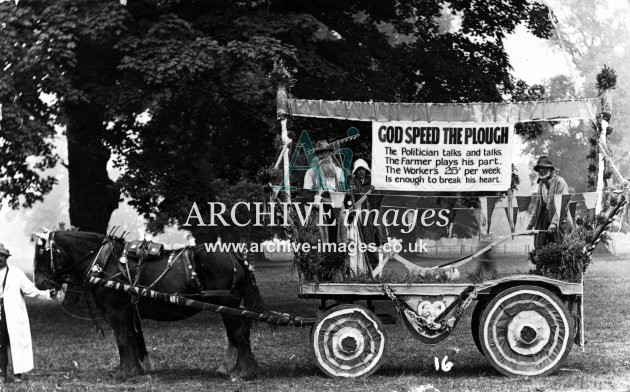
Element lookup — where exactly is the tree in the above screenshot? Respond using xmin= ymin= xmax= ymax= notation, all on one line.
xmin=541 ymin=0 xmax=630 ymax=179
xmin=108 ymin=0 xmax=554 ymax=241
xmin=0 ymin=1 xmax=127 ymax=232
xmin=1 ymin=0 xmax=553 ymax=241
xmin=511 ymin=78 xmax=593 ymax=192
xmin=513 ymin=1 xmax=630 ymax=192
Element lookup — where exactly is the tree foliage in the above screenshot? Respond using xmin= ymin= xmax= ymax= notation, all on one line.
xmin=511 ymin=77 xmax=593 ymax=192
xmin=1 ymin=0 xmax=553 ymax=240
xmin=111 ymin=0 xmax=553 ymax=240
xmin=533 ymin=0 xmax=630 ymax=186
xmin=0 ymin=0 xmax=128 ymax=231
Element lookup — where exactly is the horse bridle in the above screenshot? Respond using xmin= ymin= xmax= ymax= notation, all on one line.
xmin=40 ymin=232 xmax=109 ymax=288
xmin=39 ymin=233 xmax=138 ymax=325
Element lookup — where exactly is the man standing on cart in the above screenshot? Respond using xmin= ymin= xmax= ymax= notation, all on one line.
xmin=527 ymin=156 xmax=574 ymax=250
xmin=303 ymin=140 xmax=346 ymax=242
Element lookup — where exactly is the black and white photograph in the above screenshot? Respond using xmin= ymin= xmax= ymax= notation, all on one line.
xmin=1 ymin=0 xmax=629 ymax=391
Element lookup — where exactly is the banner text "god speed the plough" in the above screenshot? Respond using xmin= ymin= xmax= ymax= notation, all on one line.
xmin=372 ymin=121 xmax=514 ymax=192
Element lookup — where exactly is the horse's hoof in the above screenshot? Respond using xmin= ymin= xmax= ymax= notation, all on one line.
xmin=141 ymin=356 xmax=155 ymax=372
xmin=113 ymin=367 xmax=145 ymax=380
xmin=237 ymin=367 xmax=258 ymax=381
xmin=114 ymin=373 xmax=126 ymax=381
xmin=216 ymin=365 xmax=230 ymax=379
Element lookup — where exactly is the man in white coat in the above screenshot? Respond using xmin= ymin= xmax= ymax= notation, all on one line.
xmin=0 ymin=244 xmax=55 ymax=383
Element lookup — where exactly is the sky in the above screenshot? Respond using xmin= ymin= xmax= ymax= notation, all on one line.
xmin=505 ymin=25 xmax=573 ymax=85
xmin=0 ymin=7 xmax=589 ymax=270
xmin=504 ymin=25 xmax=572 ymax=195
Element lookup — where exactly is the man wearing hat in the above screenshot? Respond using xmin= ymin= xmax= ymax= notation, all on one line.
xmin=303 ymin=140 xmax=346 ymax=242
xmin=0 ymin=244 xmax=56 ymax=383
xmin=527 ymin=156 xmax=574 ymax=250
xmin=303 ymin=140 xmax=345 ymax=192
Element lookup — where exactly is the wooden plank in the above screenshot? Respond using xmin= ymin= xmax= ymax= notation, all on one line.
xmin=299 ymin=282 xmax=473 ymax=297
xmin=474 ymin=275 xmax=583 ymax=295
xmin=299 ymin=274 xmax=582 ymax=298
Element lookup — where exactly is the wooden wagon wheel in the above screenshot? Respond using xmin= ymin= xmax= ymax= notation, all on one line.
xmin=311 ymin=304 xmax=387 ymax=378
xmin=478 ymin=285 xmax=574 ymax=377
xmin=471 ymin=300 xmax=489 ymax=354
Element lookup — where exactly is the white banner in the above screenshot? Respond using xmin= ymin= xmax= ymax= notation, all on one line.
xmin=372 ymin=121 xmax=515 ymax=192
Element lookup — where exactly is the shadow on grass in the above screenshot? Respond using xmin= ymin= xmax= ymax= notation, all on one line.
xmin=61 ymin=366 xmax=219 ymax=384
xmin=146 ymin=366 xmax=322 ymax=384
xmin=145 ymin=367 xmax=217 ymax=383
xmin=376 ymin=362 xmax=500 ymax=379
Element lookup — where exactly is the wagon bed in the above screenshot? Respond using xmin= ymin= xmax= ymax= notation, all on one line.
xmin=298 ymin=274 xmax=585 ymax=378
xmin=298 ymin=275 xmax=583 ymax=299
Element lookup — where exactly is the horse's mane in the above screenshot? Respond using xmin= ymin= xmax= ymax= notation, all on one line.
xmin=52 ymin=231 xmax=106 ymax=256
xmin=53 ymin=230 xmax=105 ymax=242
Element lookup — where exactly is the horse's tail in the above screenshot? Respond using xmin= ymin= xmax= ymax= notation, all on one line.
xmin=236 ymin=253 xmax=266 ymax=314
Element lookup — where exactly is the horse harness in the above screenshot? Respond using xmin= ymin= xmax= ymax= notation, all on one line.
xmin=44 ymin=234 xmax=245 ymax=304
xmin=89 ymin=239 xmax=246 ymax=299
xmin=86 ymin=240 xmax=202 ymax=294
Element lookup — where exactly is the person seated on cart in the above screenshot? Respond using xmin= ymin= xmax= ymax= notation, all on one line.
xmin=303 ymin=140 xmax=346 ymax=243
xmin=527 ymin=156 xmax=574 ymax=250
xmin=347 ymin=159 xmax=386 ymax=268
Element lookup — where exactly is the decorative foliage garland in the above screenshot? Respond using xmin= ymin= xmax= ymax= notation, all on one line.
xmin=265 ymin=61 xmax=350 ymax=282
xmin=596 ymin=65 xmax=617 ymax=91
xmin=528 ymin=228 xmax=593 ymax=283
xmin=530 ymin=66 xmax=620 ymax=283
xmin=528 ymin=196 xmax=618 ymax=282
xmin=586 ymin=134 xmax=614 ymax=191
xmin=264 ymin=194 xmax=347 ymax=282
xmin=587 ymin=66 xmax=617 ymax=192
xmin=268 ymin=59 xmax=296 ymax=90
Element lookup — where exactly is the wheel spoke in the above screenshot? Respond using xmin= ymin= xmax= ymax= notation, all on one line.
xmin=478 ymin=286 xmax=574 ymax=377
xmin=312 ymin=304 xmax=387 ymax=378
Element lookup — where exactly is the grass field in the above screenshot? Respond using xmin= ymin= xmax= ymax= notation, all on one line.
xmin=7 ymin=254 xmax=630 ymax=392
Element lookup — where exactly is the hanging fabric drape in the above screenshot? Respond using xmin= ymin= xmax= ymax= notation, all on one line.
xmin=516 ymin=196 xmax=533 ymax=212
xmin=479 ymin=197 xmax=498 ymax=234
xmin=285 ymin=98 xmax=601 ymax=123
xmin=583 ymin=192 xmax=599 ymax=210
xmin=504 ymin=207 xmax=519 ymax=232
xmin=553 ymin=194 xmax=573 ymax=223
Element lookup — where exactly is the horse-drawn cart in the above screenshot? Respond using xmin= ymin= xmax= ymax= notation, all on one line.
xmin=80 ymin=249 xmax=598 ymax=378
xmin=34 ymin=79 xmax=628 ymax=380
xmin=300 ymin=276 xmax=582 ymax=378
xmin=268 ymin=82 xmax=628 ymax=379
xmin=79 ymin=257 xmax=588 ymax=378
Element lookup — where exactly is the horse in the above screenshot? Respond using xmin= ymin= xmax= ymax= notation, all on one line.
xmin=32 ymin=230 xmax=263 ymax=380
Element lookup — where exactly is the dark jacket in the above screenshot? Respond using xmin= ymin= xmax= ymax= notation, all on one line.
xmin=349 ymin=175 xmax=382 ymax=211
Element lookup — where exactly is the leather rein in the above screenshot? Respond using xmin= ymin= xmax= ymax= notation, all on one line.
xmin=40 ymin=232 xmax=108 ymax=290
xmin=40 ymin=234 xmax=135 ymax=323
